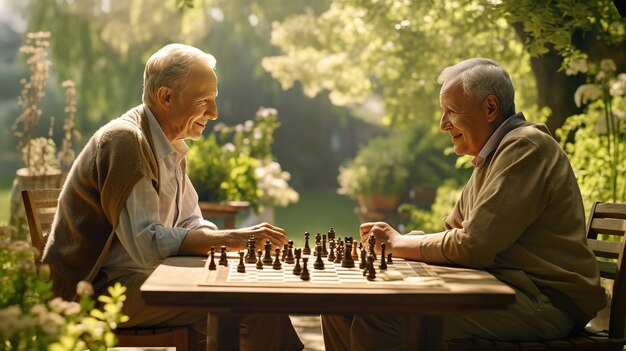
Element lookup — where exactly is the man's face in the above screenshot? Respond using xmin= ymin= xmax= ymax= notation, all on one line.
xmin=438 ymin=79 xmax=495 ymax=156
xmin=164 ymin=60 xmax=218 ymax=142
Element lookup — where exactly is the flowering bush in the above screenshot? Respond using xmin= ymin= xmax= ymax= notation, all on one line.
xmin=557 ymin=58 xmax=626 ymax=212
xmin=0 ymin=225 xmax=127 ymax=351
xmin=188 ymin=107 xmax=299 ymax=210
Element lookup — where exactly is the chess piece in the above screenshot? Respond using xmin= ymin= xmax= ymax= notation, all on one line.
xmin=327 ymin=240 xmax=335 ymax=262
xmin=263 ymin=240 xmax=273 ymax=265
xmin=379 ymin=243 xmax=387 ymax=270
xmin=256 ymin=249 xmax=264 ymax=269
xmin=321 ymin=234 xmax=328 ymax=257
xmin=300 ymin=257 xmax=310 ymax=281
xmin=351 ymin=237 xmax=359 ymax=260
xmin=359 ymin=248 xmax=367 ymax=269
xmin=328 ymin=227 xmax=336 ymax=241
xmin=334 ymin=245 xmax=342 ymax=264
xmin=293 ymin=249 xmax=302 ymax=276
xmin=246 ymin=235 xmax=257 ymax=263
xmin=366 ymin=256 xmax=376 ymax=281
xmin=282 ymin=243 xmax=288 ymax=262
xmin=237 ymin=251 xmax=246 ymax=273
xmin=303 ymin=232 xmax=311 ymax=255
xmin=387 ymin=252 xmax=393 ymax=264
xmin=368 ymin=233 xmax=377 ymax=260
xmin=285 ymin=242 xmax=295 ymax=264
xmin=219 ymin=245 xmax=228 ymax=266
xmin=273 ymin=248 xmax=282 ymax=270
xmin=314 ymin=232 xmax=321 ymax=256
xmin=342 ymin=241 xmax=355 ymax=268
xmin=208 ymin=247 xmax=216 ymax=270
xmin=314 ymin=245 xmax=325 ymax=270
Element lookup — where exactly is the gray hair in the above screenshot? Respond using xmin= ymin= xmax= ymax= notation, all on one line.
xmin=437 ymin=58 xmax=515 ymax=119
xmin=142 ymin=43 xmax=217 ymax=106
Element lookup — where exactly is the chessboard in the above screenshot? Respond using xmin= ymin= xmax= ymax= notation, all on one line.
xmin=199 ymin=254 xmax=447 ymax=290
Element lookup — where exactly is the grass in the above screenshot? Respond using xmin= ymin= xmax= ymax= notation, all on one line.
xmin=274 ymin=188 xmax=360 ymax=247
xmin=0 ymin=175 xmax=13 ymax=224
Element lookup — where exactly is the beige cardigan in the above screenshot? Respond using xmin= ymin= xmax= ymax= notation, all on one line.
xmin=417 ymin=123 xmax=605 ymax=327
xmin=42 ymin=105 xmax=159 ymax=300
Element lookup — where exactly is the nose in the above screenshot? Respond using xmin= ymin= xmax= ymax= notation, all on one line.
xmin=206 ymin=101 xmax=218 ymax=120
xmin=439 ymin=112 xmax=450 ymax=131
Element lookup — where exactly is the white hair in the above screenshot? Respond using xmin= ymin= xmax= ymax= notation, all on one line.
xmin=438 ymin=58 xmax=516 ymax=119
xmin=142 ymin=43 xmax=217 ymax=106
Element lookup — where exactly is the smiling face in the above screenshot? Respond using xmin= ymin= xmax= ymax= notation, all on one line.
xmin=159 ymin=60 xmax=218 ymax=143
xmin=439 ymin=78 xmax=500 ymax=156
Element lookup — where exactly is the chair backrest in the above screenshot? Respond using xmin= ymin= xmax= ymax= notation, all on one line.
xmin=21 ymin=188 xmax=61 ymax=269
xmin=585 ymin=201 xmax=626 ymax=339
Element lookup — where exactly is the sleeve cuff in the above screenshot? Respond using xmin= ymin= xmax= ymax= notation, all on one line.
xmin=154 ymin=225 xmax=189 ymax=258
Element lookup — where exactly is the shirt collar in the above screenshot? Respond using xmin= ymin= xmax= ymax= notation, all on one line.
xmin=472 ymin=112 xmax=526 ymax=168
xmin=144 ymin=106 xmax=189 ymax=160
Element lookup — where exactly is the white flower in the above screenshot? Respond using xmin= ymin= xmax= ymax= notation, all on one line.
xmin=256 ymin=107 xmax=278 ymax=118
xmin=244 ymin=120 xmax=254 ymax=132
xmin=222 ymin=143 xmax=236 ymax=152
xmin=610 ymin=79 xmax=625 ymax=97
xmin=566 ymin=58 xmax=588 ymax=75
xmin=600 ymin=59 xmax=616 ymax=73
xmin=574 ymin=84 xmax=603 ymax=107
xmin=213 ymin=122 xmax=226 ymax=132
xmin=76 ymin=280 xmax=94 ymax=296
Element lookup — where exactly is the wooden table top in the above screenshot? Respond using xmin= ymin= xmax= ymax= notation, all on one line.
xmin=141 ymin=256 xmax=516 ymax=315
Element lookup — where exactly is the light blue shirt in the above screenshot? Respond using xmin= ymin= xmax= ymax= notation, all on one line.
xmin=102 ymin=106 xmax=217 ymax=273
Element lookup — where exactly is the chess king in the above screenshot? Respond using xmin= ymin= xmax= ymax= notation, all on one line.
xmin=321 ymin=58 xmax=606 ymax=349
xmin=42 ymin=43 xmax=303 ymax=351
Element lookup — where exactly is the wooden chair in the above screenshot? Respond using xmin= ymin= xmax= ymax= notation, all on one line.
xmin=22 ymin=188 xmax=197 ymax=350
xmin=446 ymin=201 xmax=626 ymax=351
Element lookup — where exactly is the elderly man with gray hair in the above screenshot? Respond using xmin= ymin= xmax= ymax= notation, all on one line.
xmin=43 ymin=43 xmax=303 ymax=351
xmin=321 ymin=58 xmax=606 ymax=350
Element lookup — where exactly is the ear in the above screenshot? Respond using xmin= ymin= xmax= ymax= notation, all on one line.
xmin=484 ymin=95 xmax=499 ymax=122
xmin=156 ymin=86 xmax=174 ymax=111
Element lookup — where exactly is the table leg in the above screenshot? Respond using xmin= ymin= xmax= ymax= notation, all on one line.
xmin=208 ymin=312 xmax=241 ymax=351
xmin=406 ymin=314 xmax=443 ymax=351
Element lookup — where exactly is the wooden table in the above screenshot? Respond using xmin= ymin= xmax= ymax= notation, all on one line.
xmin=141 ymin=256 xmax=515 ymax=351
xmin=198 ymin=201 xmax=250 ymax=229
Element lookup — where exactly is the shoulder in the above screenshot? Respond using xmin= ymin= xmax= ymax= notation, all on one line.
xmin=94 ymin=107 xmax=147 ymax=150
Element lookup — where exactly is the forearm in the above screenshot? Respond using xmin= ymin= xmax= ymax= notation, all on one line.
xmin=387 ymin=231 xmax=446 ymax=261
xmin=178 ymin=228 xmax=245 ymax=256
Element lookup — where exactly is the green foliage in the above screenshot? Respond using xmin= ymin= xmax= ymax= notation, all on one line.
xmin=0 ymin=226 xmax=127 ymax=351
xmin=263 ymin=0 xmax=536 ymax=127
xmin=187 ymin=134 xmax=261 ymax=207
xmin=557 ymin=60 xmax=626 ymax=211
xmin=188 ymin=108 xmax=298 ymax=210
xmin=338 ymin=132 xmax=411 ymax=198
xmin=400 ymin=179 xmax=463 ymax=233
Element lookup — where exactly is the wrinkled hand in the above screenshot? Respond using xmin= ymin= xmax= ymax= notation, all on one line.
xmin=233 ymin=222 xmax=289 ymax=251
xmin=359 ymin=222 xmax=401 ymax=253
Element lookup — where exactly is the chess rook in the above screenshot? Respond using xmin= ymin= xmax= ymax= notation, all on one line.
xmin=219 ymin=245 xmax=228 ymax=266
xmin=237 ymin=251 xmax=246 ymax=273
xmin=263 ymin=240 xmax=273 ymax=265
xmin=300 ymin=257 xmax=310 ymax=281
xmin=273 ymin=248 xmax=282 ymax=270
xmin=303 ymin=232 xmax=311 ymax=255
xmin=208 ymin=246 xmax=216 ymax=270
xmin=314 ymin=244 xmax=325 ymax=270
xmin=256 ymin=249 xmax=264 ymax=270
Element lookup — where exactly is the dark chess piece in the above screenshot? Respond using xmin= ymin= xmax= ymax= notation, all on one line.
xmin=263 ymin=240 xmax=273 ymax=265
xmin=342 ymin=241 xmax=355 ymax=268
xmin=282 ymin=243 xmax=288 ymax=262
xmin=328 ymin=227 xmax=336 ymax=241
xmin=387 ymin=252 xmax=393 ymax=264
xmin=285 ymin=243 xmax=295 ymax=264
xmin=351 ymin=238 xmax=359 ymax=260
xmin=300 ymin=257 xmax=310 ymax=281
xmin=256 ymin=249 xmax=264 ymax=270
xmin=246 ymin=235 xmax=257 ymax=263
xmin=379 ymin=243 xmax=387 ymax=270
xmin=321 ymin=235 xmax=328 ymax=257
xmin=368 ymin=233 xmax=377 ymax=260
xmin=334 ymin=245 xmax=342 ymax=264
xmin=303 ymin=232 xmax=311 ymax=255
xmin=208 ymin=246 xmax=216 ymax=270
xmin=327 ymin=240 xmax=336 ymax=262
xmin=314 ymin=245 xmax=325 ymax=270
xmin=359 ymin=248 xmax=367 ymax=269
xmin=293 ymin=248 xmax=302 ymax=276
xmin=366 ymin=256 xmax=376 ymax=281
xmin=273 ymin=248 xmax=282 ymax=270
xmin=219 ymin=245 xmax=228 ymax=266
xmin=314 ymin=233 xmax=321 ymax=256
xmin=237 ymin=251 xmax=246 ymax=273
